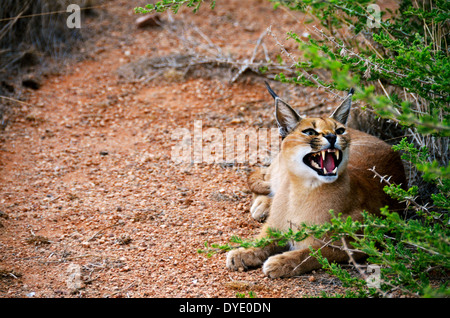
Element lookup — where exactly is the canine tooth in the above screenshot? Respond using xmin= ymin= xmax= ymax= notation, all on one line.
xmin=321 ymin=150 xmax=326 ymax=161
xmin=332 ymin=167 xmax=337 ymax=174
xmin=335 ymin=151 xmax=339 ymax=160
xmin=323 ymin=168 xmax=327 ymax=174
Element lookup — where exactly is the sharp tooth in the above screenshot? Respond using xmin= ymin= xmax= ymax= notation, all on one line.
xmin=311 ymin=161 xmax=320 ymax=169
xmin=321 ymin=150 xmax=326 ymax=161
xmin=335 ymin=150 xmax=339 ymax=160
xmin=323 ymin=168 xmax=327 ymax=174
xmin=332 ymin=167 xmax=337 ymax=174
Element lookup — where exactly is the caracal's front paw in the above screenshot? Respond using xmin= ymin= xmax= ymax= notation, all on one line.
xmin=262 ymin=253 xmax=300 ymax=278
xmin=250 ymin=196 xmax=271 ymax=222
xmin=226 ymin=248 xmax=265 ymax=271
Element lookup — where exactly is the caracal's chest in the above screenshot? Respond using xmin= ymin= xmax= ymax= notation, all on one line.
xmin=267 ymin=174 xmax=351 ymax=232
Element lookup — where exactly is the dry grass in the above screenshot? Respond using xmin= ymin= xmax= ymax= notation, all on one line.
xmin=0 ymin=0 xmax=110 ymax=132
xmin=0 ymin=0 xmax=89 ymax=71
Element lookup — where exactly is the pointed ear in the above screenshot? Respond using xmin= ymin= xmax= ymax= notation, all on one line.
xmin=275 ymin=99 xmax=301 ymax=138
xmin=330 ymin=88 xmax=354 ymax=125
xmin=265 ymin=82 xmax=301 ymax=138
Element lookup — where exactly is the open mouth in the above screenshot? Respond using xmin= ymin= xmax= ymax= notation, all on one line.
xmin=303 ymin=149 xmax=342 ymax=176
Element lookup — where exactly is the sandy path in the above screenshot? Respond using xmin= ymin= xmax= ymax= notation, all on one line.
xmin=0 ymin=0 xmax=348 ymax=298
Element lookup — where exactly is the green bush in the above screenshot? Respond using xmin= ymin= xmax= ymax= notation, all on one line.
xmin=136 ymin=0 xmax=449 ymax=297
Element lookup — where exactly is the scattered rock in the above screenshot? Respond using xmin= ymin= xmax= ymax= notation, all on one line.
xmin=81 ymin=241 xmax=90 ymax=248
xmin=25 ymin=235 xmax=50 ymax=246
xmin=136 ymin=14 xmax=161 ymax=28
xmin=116 ymin=235 xmax=132 ymax=245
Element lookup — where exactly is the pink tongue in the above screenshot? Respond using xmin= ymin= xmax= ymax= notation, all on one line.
xmin=324 ymin=152 xmax=335 ymax=172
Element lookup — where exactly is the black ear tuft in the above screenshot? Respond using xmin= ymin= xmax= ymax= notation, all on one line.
xmin=264 ymin=82 xmax=302 ymax=138
xmin=265 ymin=81 xmax=278 ymax=100
xmin=348 ymin=88 xmax=355 ymax=95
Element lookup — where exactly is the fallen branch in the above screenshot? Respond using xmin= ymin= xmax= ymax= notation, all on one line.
xmin=154 ymin=20 xmax=306 ymax=83
xmin=230 ymin=29 xmax=268 ymax=83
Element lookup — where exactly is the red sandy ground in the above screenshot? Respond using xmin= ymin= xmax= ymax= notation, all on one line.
xmin=0 ymin=0 xmax=357 ymax=297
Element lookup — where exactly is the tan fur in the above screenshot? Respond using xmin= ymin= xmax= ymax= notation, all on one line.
xmin=227 ymin=86 xmax=406 ymax=278
xmin=247 ymin=167 xmax=272 ymax=221
xmin=247 ymin=167 xmax=271 ymax=195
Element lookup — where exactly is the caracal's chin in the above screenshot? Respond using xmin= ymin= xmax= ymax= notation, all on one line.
xmin=316 ymin=174 xmax=339 ymax=184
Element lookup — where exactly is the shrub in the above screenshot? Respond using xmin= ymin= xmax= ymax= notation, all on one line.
xmin=0 ymin=0 xmax=89 ymax=72
xmin=137 ymin=0 xmax=449 ymax=297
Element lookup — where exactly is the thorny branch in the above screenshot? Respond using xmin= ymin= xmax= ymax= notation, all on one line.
xmin=368 ymin=166 xmax=430 ymax=214
xmin=311 ymin=26 xmax=436 ymax=86
xmin=266 ymin=26 xmax=344 ymax=100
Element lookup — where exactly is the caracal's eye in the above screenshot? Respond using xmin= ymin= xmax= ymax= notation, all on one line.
xmin=335 ymin=127 xmax=346 ymax=135
xmin=302 ymin=128 xmax=318 ymax=136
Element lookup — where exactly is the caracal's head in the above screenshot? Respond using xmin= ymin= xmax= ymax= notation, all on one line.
xmin=265 ymin=82 xmax=353 ymax=185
